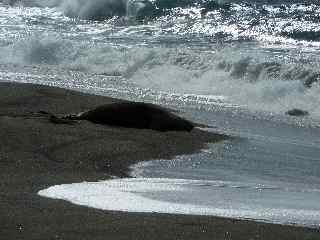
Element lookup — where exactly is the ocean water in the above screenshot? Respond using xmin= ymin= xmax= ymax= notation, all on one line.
xmin=1 ymin=0 xmax=320 ymax=227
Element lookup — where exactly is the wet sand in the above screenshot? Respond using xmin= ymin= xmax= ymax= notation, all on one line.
xmin=0 ymin=82 xmax=319 ymax=239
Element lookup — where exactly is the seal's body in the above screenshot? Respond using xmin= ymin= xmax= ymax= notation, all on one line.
xmin=286 ymin=108 xmax=309 ymax=117
xmin=64 ymin=102 xmax=195 ymax=132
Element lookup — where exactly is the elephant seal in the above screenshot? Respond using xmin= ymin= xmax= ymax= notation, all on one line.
xmin=59 ymin=102 xmax=195 ymax=132
xmin=286 ymin=108 xmax=309 ymax=117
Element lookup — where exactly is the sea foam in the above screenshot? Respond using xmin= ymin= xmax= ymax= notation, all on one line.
xmin=30 ymin=0 xmax=153 ymax=20
xmin=38 ymin=177 xmax=320 ymax=227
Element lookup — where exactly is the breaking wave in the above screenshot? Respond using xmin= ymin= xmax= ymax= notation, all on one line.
xmin=7 ymin=0 xmax=156 ymax=20
xmin=2 ymin=35 xmax=320 ymax=117
xmin=2 ymin=1 xmax=320 ymax=117
xmin=3 ymin=36 xmax=320 ymax=85
xmin=4 ymin=1 xmax=320 ymax=47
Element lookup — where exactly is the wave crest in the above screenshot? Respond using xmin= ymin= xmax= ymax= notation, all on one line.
xmin=9 ymin=0 xmax=156 ymax=20
xmin=60 ymin=0 xmax=127 ymax=20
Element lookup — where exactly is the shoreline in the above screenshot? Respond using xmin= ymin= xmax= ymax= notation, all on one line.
xmin=1 ymin=81 xmax=319 ymax=240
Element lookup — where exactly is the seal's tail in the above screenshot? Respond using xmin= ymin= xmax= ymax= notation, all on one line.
xmin=37 ymin=111 xmax=77 ymax=125
xmin=194 ymin=122 xmax=217 ymax=129
xmin=62 ymin=113 xmax=80 ymax=120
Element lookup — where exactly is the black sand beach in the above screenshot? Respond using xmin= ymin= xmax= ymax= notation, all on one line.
xmin=0 ymin=82 xmax=319 ymax=240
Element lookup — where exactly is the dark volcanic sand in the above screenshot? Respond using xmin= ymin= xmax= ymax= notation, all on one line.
xmin=0 ymin=82 xmax=319 ymax=240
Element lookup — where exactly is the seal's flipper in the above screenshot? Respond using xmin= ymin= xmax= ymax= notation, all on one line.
xmin=37 ymin=110 xmax=51 ymax=115
xmin=36 ymin=110 xmax=77 ymax=124
xmin=194 ymin=123 xmax=217 ymax=129
xmin=49 ymin=115 xmax=77 ymax=125
xmin=62 ymin=113 xmax=82 ymax=120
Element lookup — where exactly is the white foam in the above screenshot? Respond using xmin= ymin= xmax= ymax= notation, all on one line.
xmin=38 ymin=178 xmax=206 ymax=215
xmin=38 ymin=177 xmax=320 ymax=227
